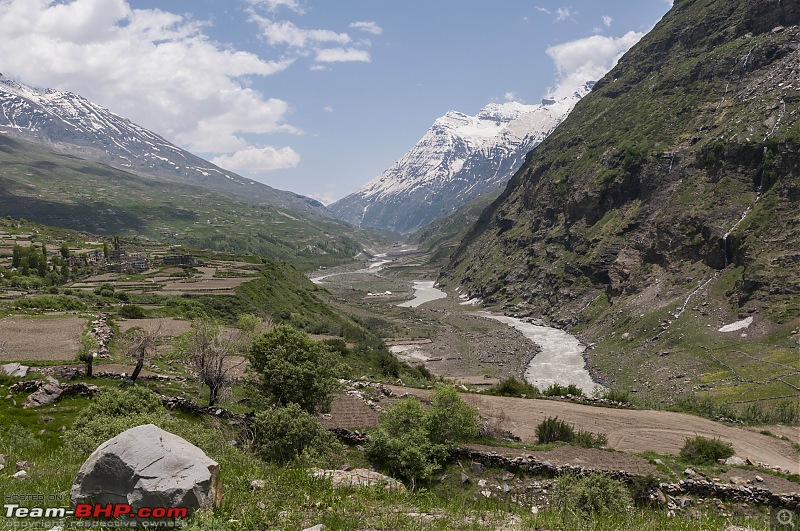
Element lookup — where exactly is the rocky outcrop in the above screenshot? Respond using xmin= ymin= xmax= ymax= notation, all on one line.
xmin=0 ymin=363 xmax=29 ymax=377
xmin=71 ymin=424 xmax=222 ymax=516
xmin=310 ymin=468 xmax=405 ymax=491
xmin=454 ymin=448 xmax=800 ymax=509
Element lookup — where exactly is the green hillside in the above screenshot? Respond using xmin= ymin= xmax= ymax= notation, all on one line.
xmin=0 ymin=134 xmax=363 ymax=270
xmin=444 ymin=0 xmax=800 ymax=408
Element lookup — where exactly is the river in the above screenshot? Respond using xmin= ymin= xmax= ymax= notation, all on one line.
xmin=397 ymin=281 xmax=447 ymax=308
xmin=476 ymin=312 xmax=600 ymax=395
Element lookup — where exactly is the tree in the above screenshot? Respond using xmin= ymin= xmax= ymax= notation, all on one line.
xmin=247 ymin=325 xmax=339 ymax=414
xmin=124 ymin=326 xmax=160 ymax=383
xmin=11 ymin=245 xmax=21 ymax=268
xmin=77 ymin=333 xmax=98 ymax=378
xmin=183 ymin=318 xmax=248 ymax=406
xmin=103 ymin=242 xmax=109 ymax=260
xmin=60 ymin=243 xmax=70 ymax=259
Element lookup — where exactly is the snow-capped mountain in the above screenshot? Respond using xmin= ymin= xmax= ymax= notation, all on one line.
xmin=329 ymin=83 xmax=594 ymax=234
xmin=0 ymin=74 xmax=323 ymax=213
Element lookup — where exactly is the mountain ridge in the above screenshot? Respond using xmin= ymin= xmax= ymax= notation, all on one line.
xmin=0 ymin=74 xmax=325 ymax=215
xmin=329 ymin=84 xmax=592 ymax=234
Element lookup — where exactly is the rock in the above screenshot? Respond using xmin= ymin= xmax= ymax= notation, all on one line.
xmin=653 ymin=459 xmax=665 ymax=466
xmin=310 ymin=468 xmax=404 ymax=491
xmin=250 ymin=479 xmax=265 ymax=490
xmin=471 ymin=461 xmax=485 ymax=474
xmin=23 ymin=384 xmax=63 ymax=408
xmin=725 ymin=456 xmax=746 ymax=466
xmin=302 ymin=525 xmax=327 ymax=531
xmin=477 ymin=479 xmax=487 ymax=487
xmin=745 ymin=456 xmax=756 ymax=466
xmin=460 ymin=472 xmax=470 ymax=484
xmin=684 ymin=468 xmax=696 ymax=477
xmin=530 ymin=506 xmax=539 ymax=515
xmin=0 ymin=363 xmax=29 ymax=377
xmin=71 ymin=424 xmax=222 ymax=516
xmin=16 ymin=461 xmax=29 ymax=470
xmin=12 ymin=470 xmax=27 ymax=480
xmin=754 ymin=475 xmax=764 ymax=483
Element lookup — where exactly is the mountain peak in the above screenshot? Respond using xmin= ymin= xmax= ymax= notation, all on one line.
xmin=329 ymin=83 xmax=592 ymax=233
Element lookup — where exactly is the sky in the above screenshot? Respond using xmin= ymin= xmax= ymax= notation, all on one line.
xmin=0 ymin=0 xmax=673 ymax=204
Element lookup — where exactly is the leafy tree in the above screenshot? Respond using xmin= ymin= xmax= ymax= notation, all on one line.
xmin=247 ymin=325 xmax=339 ymax=414
xmin=60 ymin=242 xmax=70 ymax=259
xmin=11 ymin=245 xmax=21 ymax=269
xmin=251 ymin=403 xmax=340 ymax=464
xmin=367 ymin=386 xmax=478 ymax=486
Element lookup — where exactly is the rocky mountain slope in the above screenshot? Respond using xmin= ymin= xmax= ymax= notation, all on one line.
xmin=329 ymin=87 xmax=591 ymax=234
xmin=443 ymin=0 xmax=799 ymax=399
xmin=0 ymin=74 xmax=323 ymax=214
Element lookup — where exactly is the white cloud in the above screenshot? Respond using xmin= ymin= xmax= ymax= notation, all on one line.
xmin=0 ymin=0 xmax=296 ymax=155
xmin=212 ymin=146 xmax=300 ymax=173
xmin=249 ymin=0 xmax=305 ymax=14
xmin=534 ymin=6 xmax=551 ymax=14
xmin=323 ymin=105 xmax=333 ymax=113
xmin=555 ymin=7 xmax=575 ymax=22
xmin=254 ymin=18 xmax=351 ymax=48
xmin=546 ymin=30 xmax=645 ymax=98
xmin=602 ymin=15 xmax=613 ymax=27
xmin=504 ymin=92 xmax=517 ymax=102
xmin=315 ymin=47 xmax=370 ymax=63
xmin=350 ymin=21 xmax=382 ymax=35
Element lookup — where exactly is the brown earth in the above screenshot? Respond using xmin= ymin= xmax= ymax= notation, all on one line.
xmin=329 ymin=385 xmax=799 ymax=473
xmin=0 ymin=316 xmax=87 ymax=361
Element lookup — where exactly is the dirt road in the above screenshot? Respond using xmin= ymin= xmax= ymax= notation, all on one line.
xmin=386 ymin=386 xmax=799 ymax=473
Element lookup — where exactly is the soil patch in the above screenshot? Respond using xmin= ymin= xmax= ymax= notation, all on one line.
xmin=0 ymin=316 xmax=87 ymax=361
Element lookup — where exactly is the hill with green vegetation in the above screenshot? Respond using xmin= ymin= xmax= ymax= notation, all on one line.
xmin=0 ymin=134 xmax=369 ymax=270
xmin=444 ymin=0 xmax=799 ymax=409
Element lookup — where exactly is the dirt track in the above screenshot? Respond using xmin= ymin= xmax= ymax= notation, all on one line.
xmin=387 ymin=386 xmax=799 ymax=473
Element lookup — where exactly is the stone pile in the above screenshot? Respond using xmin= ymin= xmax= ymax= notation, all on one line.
xmin=156 ymin=394 xmax=249 ymax=423
xmin=453 ymin=448 xmax=800 ymax=509
xmin=90 ymin=313 xmax=113 ymax=360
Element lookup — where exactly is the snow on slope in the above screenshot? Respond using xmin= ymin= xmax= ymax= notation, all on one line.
xmin=329 ymin=83 xmax=593 ymax=234
xmin=0 ymin=74 xmax=324 ymax=213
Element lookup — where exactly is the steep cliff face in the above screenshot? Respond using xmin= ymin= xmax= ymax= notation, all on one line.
xmin=445 ymin=0 xmax=799 ymax=327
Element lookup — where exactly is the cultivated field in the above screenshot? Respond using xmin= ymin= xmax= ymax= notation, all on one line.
xmin=0 ymin=316 xmax=87 ymax=361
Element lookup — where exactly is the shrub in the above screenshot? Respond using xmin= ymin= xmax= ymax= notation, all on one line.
xmin=66 ymin=387 xmax=168 ymax=455
xmin=536 ymin=416 xmax=574 ymax=444
xmin=543 ymin=383 xmax=584 ymax=397
xmin=486 ymin=377 xmax=540 ymax=398
xmin=252 ymin=403 xmax=340 ymax=465
xmin=572 ymin=429 xmax=608 ymax=448
xmin=14 ymin=295 xmax=87 ymax=312
xmin=367 ymin=386 xmax=478 ymax=486
xmin=553 ymin=473 xmax=632 ymax=516
xmin=598 ymin=387 xmax=631 ymax=403
xmin=679 ymin=435 xmax=734 ymax=465
xmin=119 ymin=305 xmax=147 ymax=319
xmin=248 ymin=325 xmax=339 ymax=414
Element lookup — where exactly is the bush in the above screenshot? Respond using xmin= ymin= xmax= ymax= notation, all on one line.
xmin=536 ymin=416 xmax=574 ymax=444
xmin=486 ymin=377 xmax=540 ymax=398
xmin=66 ymin=387 xmax=168 ymax=455
xmin=543 ymin=383 xmax=584 ymax=397
xmin=248 ymin=325 xmax=339 ymax=414
xmin=598 ymin=388 xmax=631 ymax=403
xmin=119 ymin=305 xmax=147 ymax=319
xmin=252 ymin=403 xmax=340 ymax=465
xmin=535 ymin=417 xmax=606 ymax=447
xmin=367 ymin=386 xmax=478 ymax=486
xmin=14 ymin=295 xmax=87 ymax=312
xmin=553 ymin=473 xmax=632 ymax=516
xmin=679 ymin=435 xmax=734 ymax=465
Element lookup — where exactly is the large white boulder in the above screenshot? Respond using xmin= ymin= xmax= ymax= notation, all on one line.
xmin=71 ymin=424 xmax=221 ymax=514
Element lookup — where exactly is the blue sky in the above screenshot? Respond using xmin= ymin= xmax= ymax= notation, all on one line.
xmin=0 ymin=0 xmax=672 ymax=204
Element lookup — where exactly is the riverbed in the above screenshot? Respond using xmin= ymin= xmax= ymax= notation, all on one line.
xmin=397 ymin=281 xmax=447 ymax=308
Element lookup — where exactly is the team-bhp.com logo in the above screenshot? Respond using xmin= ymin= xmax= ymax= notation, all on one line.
xmin=5 ymin=503 xmax=188 ymax=527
